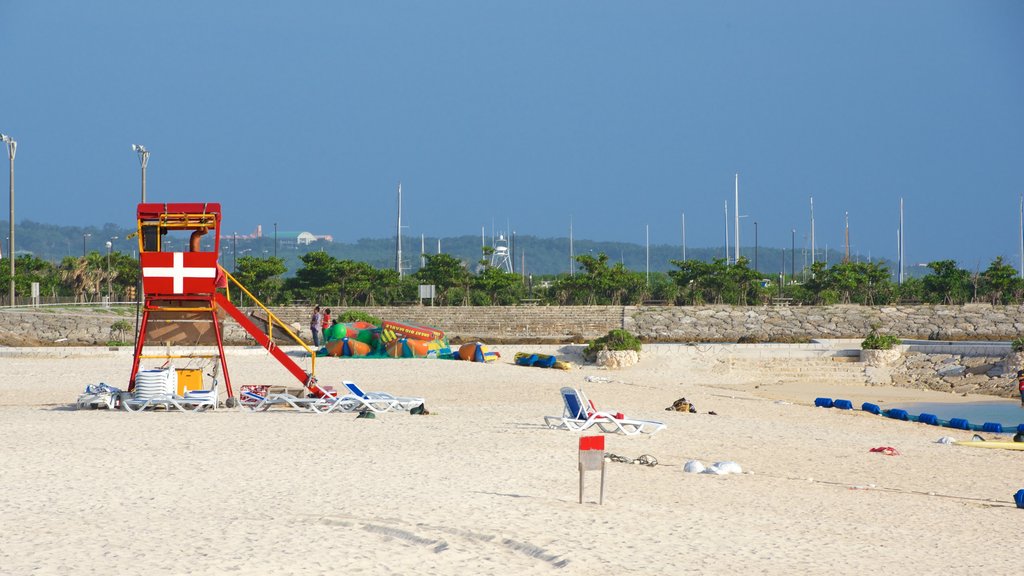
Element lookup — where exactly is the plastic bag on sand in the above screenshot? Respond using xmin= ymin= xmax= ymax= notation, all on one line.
xmin=704 ymin=461 xmax=743 ymax=475
xmin=683 ymin=460 xmax=706 ymax=474
xmin=936 ymin=436 xmax=956 ymax=444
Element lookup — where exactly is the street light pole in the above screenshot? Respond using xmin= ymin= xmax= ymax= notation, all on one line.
xmin=274 ymin=222 xmax=278 ymax=258
xmin=1 ymin=133 xmax=16 ymax=307
xmin=132 ymin=145 xmax=149 ymax=203
xmin=106 ymin=240 xmax=114 ymax=298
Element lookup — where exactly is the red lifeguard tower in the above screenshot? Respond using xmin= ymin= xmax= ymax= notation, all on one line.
xmin=129 ymin=203 xmax=317 ymax=405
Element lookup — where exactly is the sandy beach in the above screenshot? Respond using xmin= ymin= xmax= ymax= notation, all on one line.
xmin=2 ymin=343 xmax=1023 ymax=575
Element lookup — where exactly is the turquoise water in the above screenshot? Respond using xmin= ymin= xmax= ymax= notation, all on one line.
xmin=901 ymin=400 xmax=1024 ymax=428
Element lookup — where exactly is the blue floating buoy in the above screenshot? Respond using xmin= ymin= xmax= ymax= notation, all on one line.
xmin=814 ymin=397 xmax=834 ymax=408
xmin=833 ymin=399 xmax=853 ymax=410
xmin=918 ymin=413 xmax=939 ymax=426
xmin=982 ymin=422 xmax=1004 ymax=433
xmin=948 ymin=418 xmax=971 ymax=430
xmin=886 ymin=409 xmax=910 ymax=421
xmin=1015 ymin=489 xmax=1024 ymax=509
xmin=861 ymin=402 xmax=881 ymax=415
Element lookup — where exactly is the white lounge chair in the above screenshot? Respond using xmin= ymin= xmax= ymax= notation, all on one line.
xmin=544 ymin=387 xmax=665 ymax=436
xmin=241 ymin=389 xmax=332 ymax=412
xmin=342 ymin=381 xmax=425 ymax=412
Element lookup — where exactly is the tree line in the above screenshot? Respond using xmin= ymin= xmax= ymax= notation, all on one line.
xmin=2 ymin=250 xmax=1023 ymax=307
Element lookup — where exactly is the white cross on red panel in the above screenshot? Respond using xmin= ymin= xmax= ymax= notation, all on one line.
xmin=141 ymin=252 xmax=218 ymax=295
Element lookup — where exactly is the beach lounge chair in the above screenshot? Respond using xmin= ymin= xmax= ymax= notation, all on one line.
xmin=544 ymin=387 xmax=666 ymax=436
xmin=342 ymin=381 xmax=425 ymax=412
xmin=241 ymin=389 xmax=332 ymax=412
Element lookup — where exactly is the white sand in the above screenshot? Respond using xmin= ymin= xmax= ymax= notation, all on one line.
xmin=1 ymin=344 xmax=1023 ymax=575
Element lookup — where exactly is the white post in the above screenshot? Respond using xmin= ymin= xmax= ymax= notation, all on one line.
xmin=569 ymin=216 xmax=575 ymax=276
xmin=724 ymin=201 xmax=729 ymax=263
xmin=734 ymin=173 xmax=740 ymax=264
xmin=810 ymin=196 xmax=815 ymax=266
xmin=679 ymin=212 xmax=688 ymax=261
xmin=395 ymin=182 xmax=403 ymax=277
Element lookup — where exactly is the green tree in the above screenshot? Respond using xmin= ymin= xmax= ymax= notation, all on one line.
xmin=550 ymin=252 xmax=647 ymax=305
xmin=416 ymin=253 xmax=471 ymax=305
xmin=289 ymin=251 xmax=340 ymax=304
xmin=669 ymin=257 xmax=763 ymax=305
xmin=980 ymin=256 xmax=1020 ymax=304
xmin=921 ymin=260 xmax=971 ymax=304
xmin=471 ymin=267 xmax=524 ymax=305
xmin=234 ymin=256 xmax=287 ymax=305
xmin=0 ymin=254 xmax=62 ymax=303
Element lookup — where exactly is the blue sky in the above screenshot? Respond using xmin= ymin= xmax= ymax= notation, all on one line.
xmin=1 ymin=1 xmax=1022 ymax=267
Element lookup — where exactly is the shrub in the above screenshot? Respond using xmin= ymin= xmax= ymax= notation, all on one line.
xmin=862 ymin=329 xmax=901 ymax=350
xmin=109 ymin=319 xmax=134 ymax=344
xmin=335 ymin=310 xmax=382 ymax=326
xmin=1012 ymin=337 xmax=1024 ymax=352
xmin=583 ymin=329 xmax=642 ymax=362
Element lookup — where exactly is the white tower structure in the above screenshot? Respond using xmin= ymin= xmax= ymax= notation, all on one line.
xmin=490 ymin=234 xmax=513 ymax=273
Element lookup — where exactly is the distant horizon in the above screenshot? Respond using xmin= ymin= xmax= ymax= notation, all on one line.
xmin=2 ymin=2 xmax=1021 ymax=268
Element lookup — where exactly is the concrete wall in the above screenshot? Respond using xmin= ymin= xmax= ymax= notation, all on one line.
xmin=3 ymin=303 xmax=1024 ymax=346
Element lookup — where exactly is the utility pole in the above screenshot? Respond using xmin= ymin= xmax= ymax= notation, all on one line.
xmin=132 ymin=145 xmax=149 ymax=203
xmin=1 ymin=133 xmax=16 ymax=307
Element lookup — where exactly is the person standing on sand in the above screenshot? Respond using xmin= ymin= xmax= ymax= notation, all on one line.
xmin=1017 ymin=369 xmax=1024 ymax=405
xmin=310 ymin=305 xmax=323 ymax=347
xmin=322 ymin=308 xmax=332 ymax=341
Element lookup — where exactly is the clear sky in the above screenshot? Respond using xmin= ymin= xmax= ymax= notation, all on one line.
xmin=2 ymin=1 xmax=1022 ymax=268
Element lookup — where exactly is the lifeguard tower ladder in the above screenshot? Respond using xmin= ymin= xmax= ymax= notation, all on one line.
xmin=129 ymin=203 xmax=317 ymax=405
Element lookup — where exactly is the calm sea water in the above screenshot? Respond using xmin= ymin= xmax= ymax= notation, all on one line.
xmin=902 ymin=400 xmax=1024 ymax=428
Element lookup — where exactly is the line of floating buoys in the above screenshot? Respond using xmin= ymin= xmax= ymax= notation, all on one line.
xmin=813 ymin=397 xmax=1024 ymax=434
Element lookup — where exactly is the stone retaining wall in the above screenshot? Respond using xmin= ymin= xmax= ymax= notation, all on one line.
xmin=3 ymin=303 xmax=1024 ymax=346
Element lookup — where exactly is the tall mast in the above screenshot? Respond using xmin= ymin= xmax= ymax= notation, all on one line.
xmin=395 ymin=182 xmax=403 ymax=277
xmin=898 ymin=197 xmax=905 ymax=285
xmin=734 ymin=173 xmax=740 ymax=264
xmin=724 ymin=201 xmax=730 ymax=262
xmin=569 ymin=216 xmax=575 ymax=276
xmin=681 ymin=211 xmax=686 ymax=262
xmin=844 ymin=211 xmax=850 ymax=263
xmin=810 ymin=196 xmax=815 ymax=266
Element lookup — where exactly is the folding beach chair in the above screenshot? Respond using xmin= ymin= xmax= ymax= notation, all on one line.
xmin=544 ymin=387 xmax=666 ymax=436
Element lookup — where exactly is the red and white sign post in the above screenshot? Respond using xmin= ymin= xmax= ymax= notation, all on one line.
xmin=578 ymin=435 xmax=606 ymax=505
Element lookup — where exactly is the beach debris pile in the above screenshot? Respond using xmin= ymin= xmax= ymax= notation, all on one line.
xmin=666 ymin=397 xmax=697 ymax=413
xmin=75 ymin=383 xmax=122 ymax=410
xmin=604 ymin=453 xmax=658 ymax=467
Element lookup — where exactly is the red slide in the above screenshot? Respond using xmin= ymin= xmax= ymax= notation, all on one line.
xmin=213 ymin=292 xmax=315 ymax=388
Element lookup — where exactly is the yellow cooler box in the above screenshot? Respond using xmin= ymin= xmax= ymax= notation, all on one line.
xmin=176 ymin=369 xmax=204 ymax=396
